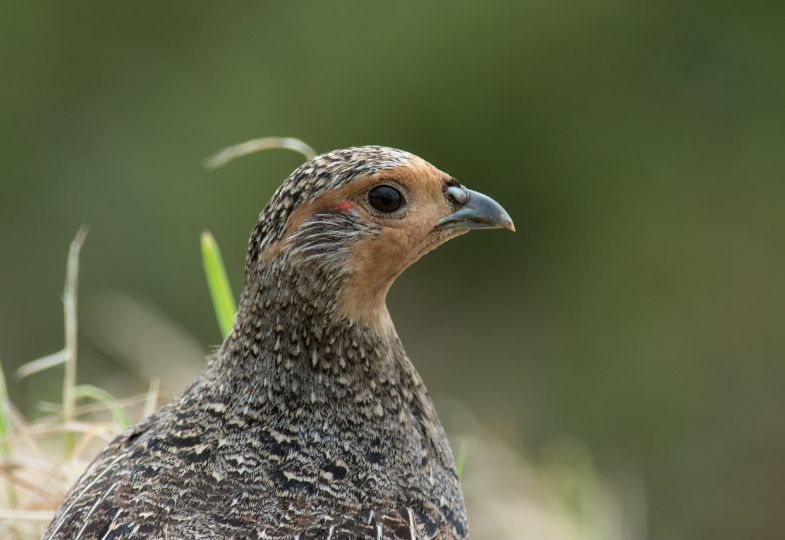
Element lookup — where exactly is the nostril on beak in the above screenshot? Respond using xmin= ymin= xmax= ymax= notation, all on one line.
xmin=446 ymin=185 xmax=469 ymax=206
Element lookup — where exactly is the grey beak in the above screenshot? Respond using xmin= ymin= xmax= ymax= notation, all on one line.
xmin=435 ymin=188 xmax=515 ymax=232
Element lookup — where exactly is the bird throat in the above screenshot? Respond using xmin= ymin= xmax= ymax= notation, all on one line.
xmin=213 ymin=257 xmax=428 ymax=428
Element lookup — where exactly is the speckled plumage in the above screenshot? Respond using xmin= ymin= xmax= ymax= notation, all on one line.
xmin=45 ymin=146 xmax=512 ymax=540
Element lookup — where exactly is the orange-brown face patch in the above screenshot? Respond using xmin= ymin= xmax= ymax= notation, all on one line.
xmin=338 ymin=157 xmax=457 ymax=331
xmin=272 ymin=155 xmax=459 ymax=332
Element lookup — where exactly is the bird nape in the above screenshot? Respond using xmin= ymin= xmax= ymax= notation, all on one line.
xmin=44 ymin=146 xmax=514 ymax=540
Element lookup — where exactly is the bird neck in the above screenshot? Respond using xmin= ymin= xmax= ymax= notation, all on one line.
xmin=216 ymin=258 xmax=410 ymax=392
xmin=198 ymin=258 xmax=453 ymax=481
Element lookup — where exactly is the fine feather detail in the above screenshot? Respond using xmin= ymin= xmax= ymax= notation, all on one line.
xmin=44 ymin=147 xmax=468 ymax=540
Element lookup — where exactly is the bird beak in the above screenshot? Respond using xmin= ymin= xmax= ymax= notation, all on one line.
xmin=435 ymin=189 xmax=515 ymax=232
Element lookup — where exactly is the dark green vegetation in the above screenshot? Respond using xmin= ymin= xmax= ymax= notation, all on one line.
xmin=2 ymin=2 xmax=784 ymax=538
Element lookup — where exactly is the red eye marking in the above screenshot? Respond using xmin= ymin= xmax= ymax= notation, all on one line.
xmin=334 ymin=200 xmax=354 ymax=211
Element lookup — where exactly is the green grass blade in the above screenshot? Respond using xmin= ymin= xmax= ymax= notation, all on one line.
xmin=201 ymin=231 xmax=238 ymax=339
xmin=0 ymin=359 xmax=19 ymax=507
xmin=73 ymin=384 xmax=131 ymax=430
xmin=455 ymin=440 xmax=469 ymax=480
xmin=0 ymin=361 xmax=12 ymax=449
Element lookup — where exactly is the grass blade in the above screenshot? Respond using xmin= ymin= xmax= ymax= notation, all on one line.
xmin=63 ymin=227 xmax=88 ymax=457
xmin=15 ymin=350 xmax=68 ymax=380
xmin=455 ymin=439 xmax=469 ymax=480
xmin=201 ymin=231 xmax=237 ymax=339
xmin=203 ymin=136 xmax=316 ymax=170
xmin=143 ymin=378 xmax=160 ymax=418
xmin=0 ymin=359 xmax=19 ymax=508
xmin=73 ymin=385 xmax=131 ymax=430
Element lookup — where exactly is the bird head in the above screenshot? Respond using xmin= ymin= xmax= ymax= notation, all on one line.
xmin=244 ymin=146 xmax=514 ymax=332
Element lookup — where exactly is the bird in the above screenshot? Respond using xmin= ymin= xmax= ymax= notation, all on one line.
xmin=44 ymin=146 xmax=514 ymax=540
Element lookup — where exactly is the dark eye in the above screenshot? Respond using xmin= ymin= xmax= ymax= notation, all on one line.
xmin=368 ymin=185 xmax=404 ymax=213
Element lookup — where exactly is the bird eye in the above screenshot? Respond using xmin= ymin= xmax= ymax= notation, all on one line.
xmin=368 ymin=185 xmax=404 ymax=213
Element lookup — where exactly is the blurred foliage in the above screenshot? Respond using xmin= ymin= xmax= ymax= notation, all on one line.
xmin=1 ymin=1 xmax=784 ymax=538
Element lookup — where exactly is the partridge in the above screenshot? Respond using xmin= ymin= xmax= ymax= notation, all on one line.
xmin=44 ymin=146 xmax=514 ymax=539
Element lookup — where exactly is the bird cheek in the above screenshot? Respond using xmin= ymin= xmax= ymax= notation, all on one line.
xmin=350 ymin=228 xmax=412 ymax=281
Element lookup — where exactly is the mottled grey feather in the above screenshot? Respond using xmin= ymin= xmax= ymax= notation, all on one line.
xmin=44 ymin=147 xmax=467 ymax=540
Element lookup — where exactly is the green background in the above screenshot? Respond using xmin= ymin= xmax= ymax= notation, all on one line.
xmin=2 ymin=1 xmax=784 ymax=538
